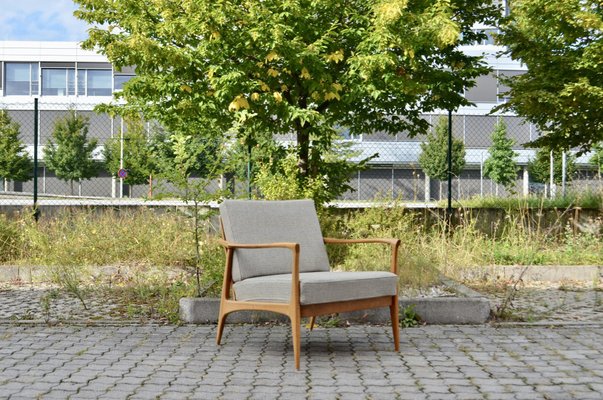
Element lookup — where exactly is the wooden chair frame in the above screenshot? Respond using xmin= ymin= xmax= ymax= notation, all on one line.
xmin=216 ymin=232 xmax=401 ymax=370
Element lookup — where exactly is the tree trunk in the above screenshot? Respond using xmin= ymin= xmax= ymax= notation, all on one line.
xmin=296 ymin=126 xmax=310 ymax=178
xmin=3 ymin=179 xmax=8 ymax=192
xmin=148 ymin=174 xmax=153 ymax=199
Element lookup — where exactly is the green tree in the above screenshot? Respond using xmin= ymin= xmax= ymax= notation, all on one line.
xmin=589 ymin=143 xmax=603 ymax=179
xmin=149 ymin=130 xmax=222 ymax=184
xmin=418 ymin=117 xmax=466 ymax=199
xmin=252 ymin=141 xmax=371 ymax=204
xmin=496 ymin=0 xmax=603 ymax=152
xmin=44 ymin=111 xmax=100 ymax=195
xmin=0 ymin=110 xmax=32 ymax=191
xmin=483 ymin=121 xmax=518 ymax=194
xmin=104 ymin=118 xmax=155 ymax=195
xmin=75 ymin=0 xmax=499 ymax=202
xmin=528 ymin=148 xmax=576 ymax=187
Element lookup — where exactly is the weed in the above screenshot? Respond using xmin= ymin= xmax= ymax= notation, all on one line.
xmin=491 ymin=266 xmax=528 ymax=321
xmin=316 ymin=314 xmax=342 ymax=328
xmin=40 ymin=289 xmax=59 ymax=322
xmin=400 ymin=305 xmax=421 ymax=328
xmin=47 ymin=265 xmax=88 ymax=310
xmin=75 ymin=348 xmax=88 ymax=356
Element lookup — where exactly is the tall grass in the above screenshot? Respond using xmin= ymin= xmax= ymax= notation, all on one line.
xmin=16 ymin=208 xmax=194 ymax=267
xmin=0 ymin=203 xmax=601 ymax=321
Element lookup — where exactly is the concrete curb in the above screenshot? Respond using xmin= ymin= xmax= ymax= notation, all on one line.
xmin=179 ymin=295 xmax=492 ymax=325
xmin=489 ymin=265 xmax=602 ymax=282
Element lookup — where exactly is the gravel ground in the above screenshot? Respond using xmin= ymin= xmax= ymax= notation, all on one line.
xmin=2 ymin=277 xmax=603 ymax=325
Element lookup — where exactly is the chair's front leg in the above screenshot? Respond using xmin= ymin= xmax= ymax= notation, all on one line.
xmin=216 ymin=246 xmax=235 ymax=345
xmin=390 ymin=295 xmax=400 ymax=351
xmin=288 ymin=244 xmax=301 ymax=370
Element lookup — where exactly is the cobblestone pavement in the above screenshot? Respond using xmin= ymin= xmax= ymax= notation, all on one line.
xmin=1 ymin=278 xmax=603 ymax=399
xmin=1 ymin=324 xmax=602 ymax=399
xmin=475 ymin=280 xmax=603 ymax=323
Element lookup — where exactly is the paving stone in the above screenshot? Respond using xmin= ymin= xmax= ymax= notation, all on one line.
xmin=0 ymin=322 xmax=601 ymax=400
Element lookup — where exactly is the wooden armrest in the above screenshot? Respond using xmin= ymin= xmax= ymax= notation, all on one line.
xmin=323 ymin=237 xmax=400 ymax=246
xmin=217 ymin=239 xmax=299 ymax=251
xmin=323 ymin=237 xmax=400 ymax=275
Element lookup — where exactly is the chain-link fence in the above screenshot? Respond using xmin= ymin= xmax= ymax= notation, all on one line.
xmin=0 ymin=100 xmax=600 ymax=209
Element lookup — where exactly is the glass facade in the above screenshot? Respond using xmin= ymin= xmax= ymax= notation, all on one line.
xmin=41 ymin=68 xmax=75 ymax=96
xmin=78 ymin=69 xmax=112 ymax=96
xmin=4 ymin=63 xmax=39 ymax=95
xmin=114 ymin=74 xmax=135 ymax=91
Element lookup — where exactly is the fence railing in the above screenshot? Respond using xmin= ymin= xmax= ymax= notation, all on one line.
xmin=0 ymin=100 xmax=600 ymax=208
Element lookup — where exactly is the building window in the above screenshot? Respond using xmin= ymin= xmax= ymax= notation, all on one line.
xmin=4 ymin=63 xmax=39 ymax=95
xmin=42 ymin=68 xmax=75 ymax=96
xmin=465 ymin=74 xmax=498 ymax=103
xmin=114 ymin=74 xmax=135 ymax=91
xmin=77 ymin=69 xmax=112 ymax=96
xmin=498 ymin=70 xmax=525 ymax=102
xmin=473 ymin=29 xmax=498 ymax=45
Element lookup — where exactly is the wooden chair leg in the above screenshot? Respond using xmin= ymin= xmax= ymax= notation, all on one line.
xmin=309 ymin=316 xmax=316 ymax=331
xmin=390 ymin=297 xmax=400 ymax=351
xmin=291 ymin=311 xmax=301 ymax=370
xmin=216 ymin=311 xmax=227 ymax=345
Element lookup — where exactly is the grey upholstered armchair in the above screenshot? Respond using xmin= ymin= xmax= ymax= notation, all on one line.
xmin=216 ymin=199 xmax=401 ymax=369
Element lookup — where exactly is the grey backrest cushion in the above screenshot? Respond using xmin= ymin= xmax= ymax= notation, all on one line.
xmin=220 ymin=200 xmax=330 ymax=282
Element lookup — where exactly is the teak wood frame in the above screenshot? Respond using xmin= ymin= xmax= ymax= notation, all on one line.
xmin=216 ymin=231 xmax=401 ymax=370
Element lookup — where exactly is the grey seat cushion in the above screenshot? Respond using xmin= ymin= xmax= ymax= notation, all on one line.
xmin=220 ymin=200 xmax=330 ymax=282
xmin=233 ymin=271 xmax=398 ymax=305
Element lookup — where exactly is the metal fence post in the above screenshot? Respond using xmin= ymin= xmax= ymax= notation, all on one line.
xmin=447 ymin=109 xmax=453 ymax=216
xmin=33 ymin=98 xmax=40 ymax=221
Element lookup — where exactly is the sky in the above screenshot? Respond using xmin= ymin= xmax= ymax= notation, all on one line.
xmin=0 ymin=0 xmax=89 ymax=42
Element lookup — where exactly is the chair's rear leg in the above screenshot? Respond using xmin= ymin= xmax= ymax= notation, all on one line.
xmin=216 ymin=312 xmax=228 ymax=345
xmin=309 ymin=316 xmax=316 ymax=331
xmin=390 ymin=297 xmax=400 ymax=351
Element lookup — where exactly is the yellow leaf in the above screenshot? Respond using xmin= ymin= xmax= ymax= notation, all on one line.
xmin=267 ymin=68 xmax=279 ymax=77
xmin=273 ymin=92 xmax=283 ymax=102
xmin=180 ymin=85 xmax=192 ymax=93
xmin=258 ymin=81 xmax=270 ymax=92
xmin=375 ymin=1 xmax=408 ymax=24
xmin=281 ymin=84 xmax=288 ymax=92
xmin=251 ymin=92 xmax=260 ymax=101
xmin=301 ymin=67 xmax=311 ymax=80
xmin=211 ymin=31 xmax=221 ymax=40
xmin=228 ymin=95 xmax=250 ymax=112
xmin=332 ymin=82 xmax=343 ymax=91
xmin=266 ymin=51 xmax=279 ymax=62
xmin=311 ymin=91 xmax=321 ymax=101
xmin=326 ymin=49 xmax=345 ymax=63
xmin=324 ymin=92 xmax=340 ymax=101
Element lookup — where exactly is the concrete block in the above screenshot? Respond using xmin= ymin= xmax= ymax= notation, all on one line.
xmin=179 ymin=295 xmax=491 ymax=325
